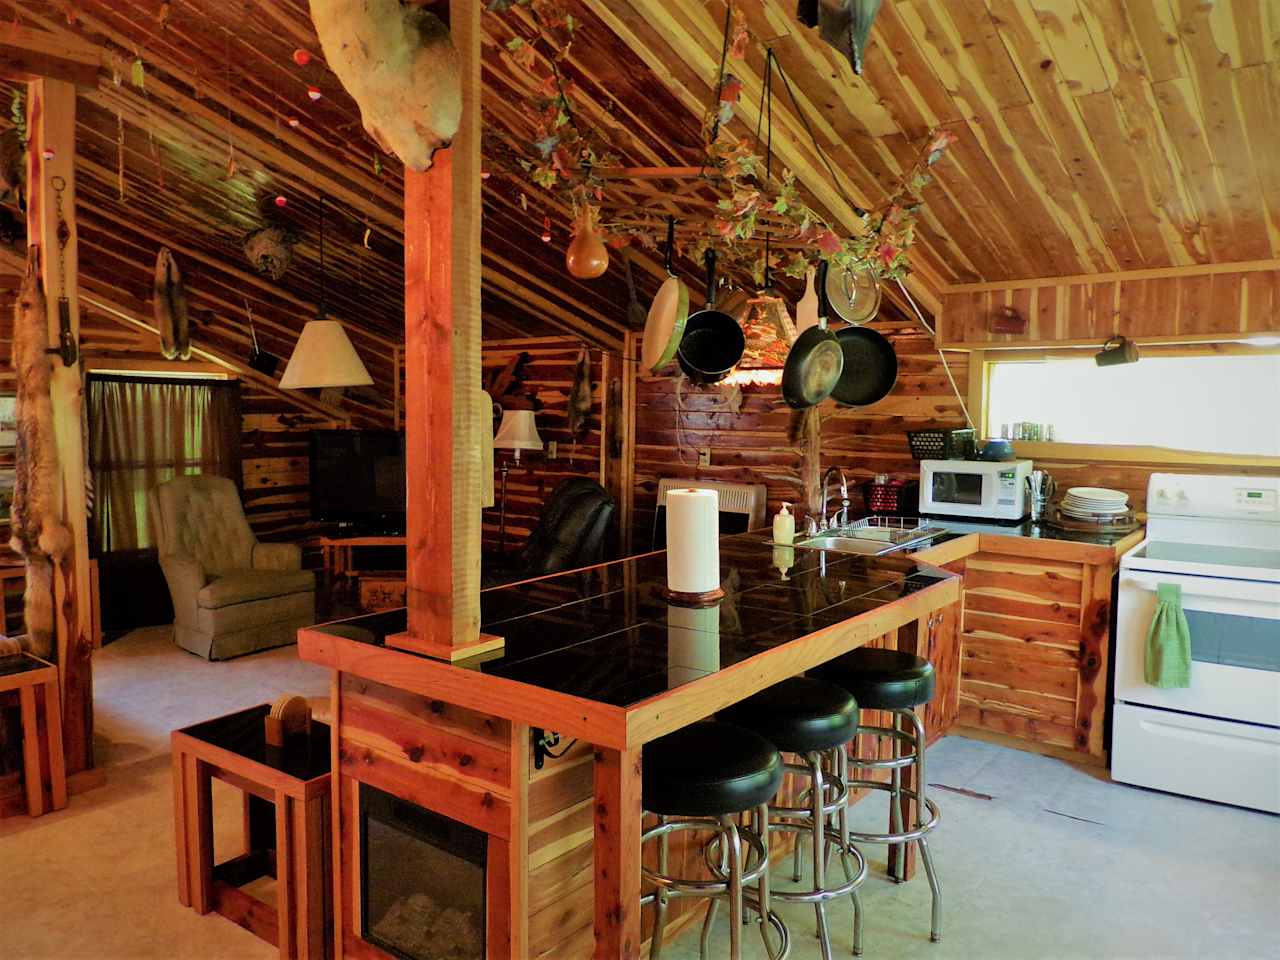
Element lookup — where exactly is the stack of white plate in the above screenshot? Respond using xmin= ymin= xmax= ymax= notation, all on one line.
xmin=1061 ymin=487 xmax=1130 ymax=520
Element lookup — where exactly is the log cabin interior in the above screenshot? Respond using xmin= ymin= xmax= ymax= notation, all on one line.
xmin=1 ymin=1 xmax=1278 ymax=958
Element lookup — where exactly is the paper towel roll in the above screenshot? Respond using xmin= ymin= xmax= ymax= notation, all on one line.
xmin=666 ymin=488 xmax=721 ymax=595
xmin=667 ymin=603 xmax=721 ymax=688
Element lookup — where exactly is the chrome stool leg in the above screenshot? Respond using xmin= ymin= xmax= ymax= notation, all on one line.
xmin=651 ymin=816 xmax=670 ymax=960
xmin=765 ymin=750 xmax=867 ymax=960
xmin=906 ymin=708 xmax=943 ymax=943
xmin=643 ymin=813 xmax=788 ymax=960
xmin=845 ymin=707 xmax=943 ymax=948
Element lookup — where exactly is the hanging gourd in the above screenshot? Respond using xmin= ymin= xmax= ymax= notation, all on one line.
xmin=566 ymin=205 xmax=608 ymax=279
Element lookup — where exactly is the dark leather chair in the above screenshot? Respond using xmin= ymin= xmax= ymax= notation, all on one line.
xmin=483 ymin=477 xmax=616 ymax=588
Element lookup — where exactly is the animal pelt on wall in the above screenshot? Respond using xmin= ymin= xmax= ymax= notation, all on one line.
xmin=9 ymin=251 xmax=72 ymax=658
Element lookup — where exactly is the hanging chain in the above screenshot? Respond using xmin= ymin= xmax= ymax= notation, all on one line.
xmin=49 ymin=174 xmax=78 ymax=366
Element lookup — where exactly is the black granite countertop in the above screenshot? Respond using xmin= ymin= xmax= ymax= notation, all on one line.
xmin=905 ymin=516 xmax=1142 ymax=549
xmin=309 ymin=533 xmax=952 ymax=709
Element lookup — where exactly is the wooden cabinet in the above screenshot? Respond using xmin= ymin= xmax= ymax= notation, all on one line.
xmin=956 ymin=548 xmax=1117 ymax=761
xmin=922 ymin=561 xmax=964 ymax=744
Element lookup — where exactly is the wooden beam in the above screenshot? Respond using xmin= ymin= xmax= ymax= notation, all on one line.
xmin=24 ymin=79 xmax=93 ymax=775
xmin=0 ymin=24 xmax=99 ymax=87
xmin=389 ymin=0 xmax=489 ymax=661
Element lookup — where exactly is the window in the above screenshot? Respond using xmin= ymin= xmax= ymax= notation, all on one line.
xmin=87 ymin=375 xmax=242 ymax=552
xmin=985 ymin=352 xmax=1280 ymax=457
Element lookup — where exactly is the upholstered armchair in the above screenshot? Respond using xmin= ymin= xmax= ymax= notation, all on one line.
xmin=148 ymin=475 xmax=315 ymax=660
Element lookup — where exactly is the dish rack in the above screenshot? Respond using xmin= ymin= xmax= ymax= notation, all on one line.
xmin=907 ymin=428 xmax=975 ymax=460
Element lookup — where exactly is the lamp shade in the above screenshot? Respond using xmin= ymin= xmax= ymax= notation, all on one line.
xmin=279 ymin=320 xmax=373 ymax=389
xmin=493 ymin=409 xmax=542 ymax=452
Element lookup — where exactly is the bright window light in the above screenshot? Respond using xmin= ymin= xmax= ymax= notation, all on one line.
xmin=986 ymin=354 xmax=1280 ymax=457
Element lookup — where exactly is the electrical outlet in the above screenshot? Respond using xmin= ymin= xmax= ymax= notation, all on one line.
xmin=547 ymin=440 xmax=558 ymax=459
xmin=698 ymin=447 xmax=711 ymax=466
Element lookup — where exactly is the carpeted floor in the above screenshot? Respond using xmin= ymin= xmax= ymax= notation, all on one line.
xmin=2 ymin=627 xmax=1277 ymax=959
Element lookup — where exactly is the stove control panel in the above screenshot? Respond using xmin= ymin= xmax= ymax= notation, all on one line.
xmin=1234 ymin=488 xmax=1278 ymax=513
xmin=1149 ymin=474 xmax=1280 ymax=521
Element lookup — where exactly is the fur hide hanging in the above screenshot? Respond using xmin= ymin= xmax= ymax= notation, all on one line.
xmin=9 ymin=251 xmax=72 ymax=658
xmin=243 ymin=226 xmax=296 ymax=280
xmin=309 ymin=0 xmax=461 ymax=171
xmin=154 ymin=246 xmax=191 ymax=361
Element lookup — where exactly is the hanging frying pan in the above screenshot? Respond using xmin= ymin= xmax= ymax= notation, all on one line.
xmin=642 ymin=217 xmax=689 ymax=374
xmin=831 ymin=326 xmax=897 ymax=406
xmin=677 ymin=249 xmax=745 ymax=385
xmin=821 ymin=258 xmax=881 ymax=325
xmin=782 ymin=325 xmax=844 ymax=409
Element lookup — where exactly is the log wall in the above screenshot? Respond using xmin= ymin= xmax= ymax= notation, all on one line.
xmin=939 ymin=266 xmax=1280 ymax=347
xmin=482 ymin=337 xmax=604 ymax=553
xmin=632 ymin=320 xmax=968 ymax=544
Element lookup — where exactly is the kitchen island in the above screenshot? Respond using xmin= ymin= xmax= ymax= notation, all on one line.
xmin=298 ymin=533 xmax=959 ymax=960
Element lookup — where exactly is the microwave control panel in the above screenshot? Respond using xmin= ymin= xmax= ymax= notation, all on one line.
xmin=997 ymin=468 xmax=1020 ymax=505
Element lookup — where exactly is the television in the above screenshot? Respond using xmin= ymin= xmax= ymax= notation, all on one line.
xmin=310 ymin=429 xmax=406 ymax=533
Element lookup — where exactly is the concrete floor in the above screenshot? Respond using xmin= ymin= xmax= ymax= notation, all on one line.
xmin=2 ymin=628 xmax=1278 ymax=959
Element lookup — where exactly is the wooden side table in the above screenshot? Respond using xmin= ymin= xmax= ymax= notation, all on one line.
xmin=0 ymin=652 xmax=67 ymax=817
xmin=171 ymin=704 xmax=332 ymax=960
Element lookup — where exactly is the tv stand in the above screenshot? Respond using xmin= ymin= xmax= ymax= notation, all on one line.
xmin=309 ymin=534 xmax=407 ymax=611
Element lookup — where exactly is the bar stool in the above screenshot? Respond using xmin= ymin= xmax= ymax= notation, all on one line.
xmin=642 ymin=720 xmax=789 ymax=960
xmin=813 ymin=647 xmax=943 ymax=945
xmin=721 ymin=676 xmax=868 ymax=960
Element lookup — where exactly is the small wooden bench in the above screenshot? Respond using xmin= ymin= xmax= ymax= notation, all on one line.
xmin=171 ymin=704 xmax=331 ymax=960
xmin=0 ymin=651 xmax=67 ymax=817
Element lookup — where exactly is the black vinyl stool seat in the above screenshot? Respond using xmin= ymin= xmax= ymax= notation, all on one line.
xmin=812 ymin=647 xmax=935 ymax=711
xmin=641 ymin=721 xmax=788 ymax=960
xmin=815 ymin=645 xmax=944 ymax=947
xmin=720 ymin=677 xmax=869 ymax=960
xmin=720 ymin=676 xmax=859 ymax=753
xmin=643 ymin=721 xmax=783 ymax=817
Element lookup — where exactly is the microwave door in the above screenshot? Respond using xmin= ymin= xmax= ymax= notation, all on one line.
xmin=931 ymin=470 xmax=987 ymax=508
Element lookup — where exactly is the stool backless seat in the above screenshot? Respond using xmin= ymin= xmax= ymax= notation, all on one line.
xmin=641 ymin=720 xmax=789 ymax=960
xmin=813 ymin=647 xmax=944 ymax=945
xmin=722 ymin=676 xmax=867 ymax=959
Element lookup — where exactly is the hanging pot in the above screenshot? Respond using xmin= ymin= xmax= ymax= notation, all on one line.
xmin=677 ymin=249 xmax=745 ymax=385
xmin=822 ymin=257 xmax=881 ymax=325
xmin=641 ymin=217 xmax=689 ymax=374
xmin=782 ymin=325 xmax=844 ymax=409
xmin=831 ymin=326 xmax=897 ymax=406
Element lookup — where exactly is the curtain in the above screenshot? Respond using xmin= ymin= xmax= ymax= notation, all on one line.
xmin=87 ymin=376 xmax=242 ymax=553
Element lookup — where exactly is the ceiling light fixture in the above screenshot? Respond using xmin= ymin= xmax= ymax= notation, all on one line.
xmin=280 ymin=196 xmax=373 ymax=389
xmin=1095 ymin=335 xmax=1140 ymax=367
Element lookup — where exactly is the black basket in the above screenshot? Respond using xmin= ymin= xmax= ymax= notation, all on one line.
xmin=907 ymin=428 xmax=976 ymax=461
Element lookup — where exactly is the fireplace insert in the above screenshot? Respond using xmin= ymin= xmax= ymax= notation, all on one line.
xmin=360 ymin=783 xmax=487 ymax=960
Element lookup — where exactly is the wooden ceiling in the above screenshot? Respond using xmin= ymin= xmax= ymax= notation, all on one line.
xmin=1 ymin=0 xmax=1276 ymax=379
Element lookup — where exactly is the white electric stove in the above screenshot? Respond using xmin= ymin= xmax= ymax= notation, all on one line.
xmin=1112 ymin=474 xmax=1280 ymax=813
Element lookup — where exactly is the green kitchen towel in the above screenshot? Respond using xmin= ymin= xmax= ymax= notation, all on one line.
xmin=1145 ymin=582 xmax=1192 ymax=688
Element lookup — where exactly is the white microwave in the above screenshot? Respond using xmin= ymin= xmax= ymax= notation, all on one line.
xmin=918 ymin=459 xmax=1033 ymax=522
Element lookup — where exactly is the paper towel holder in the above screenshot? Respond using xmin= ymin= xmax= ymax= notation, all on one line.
xmin=663 ymin=586 xmax=725 ymax=607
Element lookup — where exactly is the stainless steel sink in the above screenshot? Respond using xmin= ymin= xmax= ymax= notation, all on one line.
xmin=792 ymin=517 xmax=948 ymax=555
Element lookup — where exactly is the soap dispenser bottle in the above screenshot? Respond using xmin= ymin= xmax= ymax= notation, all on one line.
xmin=773 ymin=501 xmax=795 ymax=545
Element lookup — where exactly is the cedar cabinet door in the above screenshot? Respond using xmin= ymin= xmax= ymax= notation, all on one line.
xmin=923 ymin=572 xmax=963 ymax=741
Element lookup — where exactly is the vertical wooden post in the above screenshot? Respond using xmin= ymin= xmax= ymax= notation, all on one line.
xmin=25 ymin=78 xmax=93 ymax=775
xmin=389 ymin=1 xmax=498 ymax=661
xmin=593 ymin=745 xmax=643 ymax=960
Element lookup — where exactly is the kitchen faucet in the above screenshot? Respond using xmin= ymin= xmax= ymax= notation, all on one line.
xmin=822 ymin=466 xmax=850 ymax=531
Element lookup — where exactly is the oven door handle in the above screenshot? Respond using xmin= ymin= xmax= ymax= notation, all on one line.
xmin=1121 ymin=571 xmax=1280 ymax=608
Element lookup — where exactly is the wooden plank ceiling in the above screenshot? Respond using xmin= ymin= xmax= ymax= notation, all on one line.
xmin=0 ymin=0 xmax=1276 ymax=375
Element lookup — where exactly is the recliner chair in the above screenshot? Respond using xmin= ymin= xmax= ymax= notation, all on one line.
xmin=484 ymin=477 xmax=616 ymax=588
xmin=149 ymin=475 xmax=316 ymax=660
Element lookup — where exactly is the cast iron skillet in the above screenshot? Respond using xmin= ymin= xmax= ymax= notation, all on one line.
xmin=782 ymin=325 xmax=844 ymax=408
xmin=831 ymin=326 xmax=897 ymax=406
xmin=677 ymin=249 xmax=745 ymax=384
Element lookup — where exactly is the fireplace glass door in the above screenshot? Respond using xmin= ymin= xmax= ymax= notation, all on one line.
xmin=360 ymin=783 xmax=486 ymax=960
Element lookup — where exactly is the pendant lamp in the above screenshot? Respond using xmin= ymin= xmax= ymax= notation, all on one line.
xmin=280 ymin=197 xmax=373 ymax=389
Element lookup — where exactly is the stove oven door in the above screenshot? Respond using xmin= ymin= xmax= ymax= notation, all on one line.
xmin=1114 ymin=567 xmax=1280 ymax=727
